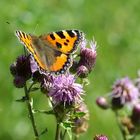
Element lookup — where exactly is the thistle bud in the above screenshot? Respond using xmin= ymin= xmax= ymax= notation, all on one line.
xmin=94 ymin=134 xmax=109 ymax=140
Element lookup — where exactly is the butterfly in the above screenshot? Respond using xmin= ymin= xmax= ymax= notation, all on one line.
xmin=15 ymin=30 xmax=84 ymax=74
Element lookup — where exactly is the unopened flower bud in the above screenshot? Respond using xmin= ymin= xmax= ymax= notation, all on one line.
xmin=94 ymin=134 xmax=109 ymax=140
xmin=78 ymin=40 xmax=97 ymax=72
xmin=77 ymin=65 xmax=89 ymax=78
xmin=96 ymin=97 xmax=109 ymax=109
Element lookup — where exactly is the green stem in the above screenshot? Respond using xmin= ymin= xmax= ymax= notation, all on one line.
xmin=24 ymin=84 xmax=39 ymax=140
xmin=114 ymin=110 xmax=126 ymax=140
xmin=28 ymin=82 xmax=36 ymax=93
xmin=55 ymin=122 xmax=60 ymax=140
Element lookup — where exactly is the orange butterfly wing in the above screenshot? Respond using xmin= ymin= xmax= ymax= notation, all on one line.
xmin=40 ymin=30 xmax=84 ymax=54
xmin=15 ymin=31 xmax=49 ymax=71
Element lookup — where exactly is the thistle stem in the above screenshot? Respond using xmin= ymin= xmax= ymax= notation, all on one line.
xmin=114 ymin=110 xmax=126 ymax=140
xmin=55 ymin=122 xmax=60 ymax=140
xmin=24 ymin=84 xmax=39 ymax=140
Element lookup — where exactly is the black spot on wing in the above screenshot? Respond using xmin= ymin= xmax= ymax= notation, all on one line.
xmin=66 ymin=30 xmax=75 ymax=37
xmin=66 ymin=39 xmax=69 ymax=42
xmin=56 ymin=31 xmax=66 ymax=39
xmin=56 ymin=42 xmax=62 ymax=48
xmin=64 ymin=42 xmax=68 ymax=46
xmin=50 ymin=34 xmax=55 ymax=40
xmin=66 ymin=30 xmax=84 ymax=53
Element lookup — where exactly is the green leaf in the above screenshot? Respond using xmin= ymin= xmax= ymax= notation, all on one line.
xmin=73 ymin=112 xmax=86 ymax=118
xmin=39 ymin=128 xmax=48 ymax=136
xmin=61 ymin=121 xmax=73 ymax=129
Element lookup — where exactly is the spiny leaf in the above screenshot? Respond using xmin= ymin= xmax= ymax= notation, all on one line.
xmin=61 ymin=121 xmax=73 ymax=129
xmin=73 ymin=112 xmax=86 ymax=118
xmin=30 ymin=87 xmax=39 ymax=92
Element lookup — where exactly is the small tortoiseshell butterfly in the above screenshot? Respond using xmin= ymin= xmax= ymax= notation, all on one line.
xmin=15 ymin=30 xmax=84 ymax=74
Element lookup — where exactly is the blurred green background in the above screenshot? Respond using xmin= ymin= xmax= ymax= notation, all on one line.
xmin=1 ymin=0 xmax=140 ymax=139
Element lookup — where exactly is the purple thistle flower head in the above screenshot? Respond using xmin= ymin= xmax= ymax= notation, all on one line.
xmin=78 ymin=39 xmax=97 ymax=72
xmin=48 ymin=74 xmax=84 ymax=105
xmin=16 ymin=55 xmax=32 ymax=80
xmin=40 ymin=73 xmax=55 ymax=93
xmin=10 ymin=55 xmax=45 ymax=88
xmin=10 ymin=55 xmax=32 ymax=82
xmin=111 ymin=77 xmax=139 ymax=108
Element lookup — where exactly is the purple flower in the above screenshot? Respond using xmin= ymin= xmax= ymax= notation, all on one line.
xmin=30 ymin=56 xmax=39 ymax=74
xmin=10 ymin=55 xmax=32 ymax=80
xmin=77 ymin=40 xmax=97 ymax=72
xmin=111 ymin=77 xmax=139 ymax=108
xmin=10 ymin=55 xmax=47 ymax=88
xmin=48 ymin=74 xmax=84 ymax=105
xmin=10 ymin=55 xmax=33 ymax=88
xmin=40 ymin=73 xmax=54 ymax=93
xmin=16 ymin=55 xmax=32 ymax=80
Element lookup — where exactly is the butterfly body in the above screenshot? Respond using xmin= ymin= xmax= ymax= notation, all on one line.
xmin=15 ymin=30 xmax=84 ymax=74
